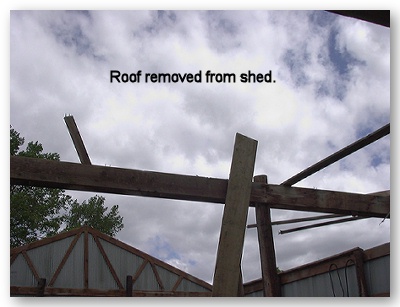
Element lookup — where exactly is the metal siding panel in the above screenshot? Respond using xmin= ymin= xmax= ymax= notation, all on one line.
xmin=10 ymin=254 xmax=36 ymax=287
xmin=133 ymin=262 xmax=160 ymax=291
xmin=88 ymin=234 xmax=119 ymax=290
xmin=26 ymin=236 xmax=75 ymax=282
xmin=52 ymin=234 xmax=84 ymax=289
xmin=282 ymin=266 xmax=359 ymax=297
xmin=98 ymin=238 xmax=144 ymax=288
xmin=364 ymin=255 xmax=390 ymax=295
xmin=176 ymin=278 xmax=210 ymax=292
xmin=245 ymin=290 xmax=263 ymax=297
xmin=154 ymin=265 xmax=180 ymax=291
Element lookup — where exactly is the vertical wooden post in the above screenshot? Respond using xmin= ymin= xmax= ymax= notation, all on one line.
xmin=353 ymin=250 xmax=369 ymax=296
xmin=37 ymin=278 xmax=46 ymax=297
xmin=126 ymin=275 xmax=133 ymax=297
xmin=254 ymin=175 xmax=281 ymax=297
xmin=237 ymin=268 xmax=245 ymax=296
xmin=212 ymin=133 xmax=258 ymax=297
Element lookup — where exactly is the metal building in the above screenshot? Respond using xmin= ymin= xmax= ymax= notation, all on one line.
xmin=10 ymin=226 xmax=212 ymax=296
xmin=243 ymin=243 xmax=390 ymax=297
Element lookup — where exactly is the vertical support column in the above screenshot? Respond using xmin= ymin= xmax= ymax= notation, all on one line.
xmin=126 ymin=275 xmax=133 ymax=297
xmin=254 ymin=175 xmax=281 ymax=297
xmin=37 ymin=278 xmax=46 ymax=297
xmin=353 ymin=250 xmax=369 ymax=296
xmin=237 ymin=268 xmax=245 ymax=297
xmin=212 ymin=133 xmax=258 ymax=297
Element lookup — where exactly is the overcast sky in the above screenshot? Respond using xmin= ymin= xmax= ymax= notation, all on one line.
xmin=10 ymin=10 xmax=390 ymax=284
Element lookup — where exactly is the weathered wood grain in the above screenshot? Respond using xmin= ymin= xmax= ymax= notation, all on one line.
xmin=10 ymin=156 xmax=389 ymax=218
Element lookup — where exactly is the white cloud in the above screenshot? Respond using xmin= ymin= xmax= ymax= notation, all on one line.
xmin=10 ymin=10 xmax=390 ymax=284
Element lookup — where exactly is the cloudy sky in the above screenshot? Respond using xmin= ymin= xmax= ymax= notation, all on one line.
xmin=10 ymin=10 xmax=390 ymax=284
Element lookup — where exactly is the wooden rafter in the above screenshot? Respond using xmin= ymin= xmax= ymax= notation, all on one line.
xmin=281 ymin=123 xmax=390 ymax=187
xmin=64 ymin=115 xmax=92 ymax=165
xmin=10 ymin=156 xmax=389 ymax=218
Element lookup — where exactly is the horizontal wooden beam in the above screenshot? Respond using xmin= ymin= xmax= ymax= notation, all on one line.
xmin=10 ymin=156 xmax=389 ymax=218
xmin=250 ymin=183 xmax=389 ymax=218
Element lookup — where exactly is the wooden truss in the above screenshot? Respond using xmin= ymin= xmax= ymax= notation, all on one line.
xmin=10 ymin=115 xmax=390 ymax=297
xmin=10 ymin=226 xmax=212 ymax=296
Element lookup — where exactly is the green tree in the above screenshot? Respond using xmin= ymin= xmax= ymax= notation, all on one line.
xmin=10 ymin=127 xmax=124 ymax=247
xmin=64 ymin=195 xmax=123 ymax=236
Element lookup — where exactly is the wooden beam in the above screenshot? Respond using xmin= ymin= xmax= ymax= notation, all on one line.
xmin=247 ymin=213 xmax=345 ymax=228
xmin=64 ymin=115 xmax=92 ymax=165
xmin=37 ymin=278 xmax=46 ymax=297
xmin=281 ymin=123 xmax=390 ymax=186
xmin=254 ymin=175 xmax=281 ymax=297
xmin=126 ymin=276 xmax=133 ymax=297
xmin=250 ymin=183 xmax=389 ymax=218
xmin=278 ymin=216 xmax=368 ymax=235
xmin=327 ymin=10 xmax=390 ymax=28
xmin=353 ymin=250 xmax=369 ymax=297
xmin=212 ymin=133 xmax=257 ymax=296
xmin=10 ymin=156 xmax=389 ymax=218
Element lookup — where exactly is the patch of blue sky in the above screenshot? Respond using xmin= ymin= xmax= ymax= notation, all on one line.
xmin=142 ymin=10 xmax=177 ymax=36
xmin=355 ymin=119 xmax=389 ymax=140
xmin=49 ymin=13 xmax=105 ymax=61
xmin=371 ymin=155 xmax=383 ymax=167
xmin=328 ymin=29 xmax=366 ymax=76
xmin=205 ymin=11 xmax=241 ymax=52
xmin=282 ymin=49 xmax=310 ymax=87
xmin=148 ymin=235 xmax=181 ymax=262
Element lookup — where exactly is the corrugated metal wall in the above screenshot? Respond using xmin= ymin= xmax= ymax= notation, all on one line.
xmin=281 ymin=265 xmax=359 ymax=297
xmin=10 ymin=254 xmax=36 ymax=287
xmin=245 ymin=254 xmax=390 ymax=297
xmin=10 ymin=228 xmax=212 ymax=295
xmin=364 ymin=255 xmax=390 ymax=296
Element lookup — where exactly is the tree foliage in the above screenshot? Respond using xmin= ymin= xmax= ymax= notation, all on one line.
xmin=10 ymin=127 xmax=124 ymax=247
xmin=64 ymin=195 xmax=123 ymax=236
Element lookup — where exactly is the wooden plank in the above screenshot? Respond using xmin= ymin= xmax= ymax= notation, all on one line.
xmin=327 ymin=10 xmax=390 ymax=28
xmin=254 ymin=175 xmax=281 ymax=297
xmin=237 ymin=269 xmax=244 ymax=296
xmin=48 ymin=231 xmax=82 ymax=287
xmin=10 ymin=155 xmax=228 ymax=204
xmin=212 ymin=133 xmax=258 ymax=297
xmin=150 ymin=261 xmax=165 ymax=291
xmin=37 ymin=278 xmax=46 ymax=297
xmin=279 ymin=216 xmax=369 ymax=235
xmin=131 ymin=291 xmax=212 ymax=297
xmin=64 ymin=115 xmax=92 ymax=165
xmin=93 ymin=235 xmax=124 ymax=289
xmin=251 ymin=183 xmax=389 ymax=218
xmin=10 ymin=156 xmax=389 ymax=217
xmin=353 ymin=250 xmax=369 ymax=296
xmin=281 ymin=123 xmax=390 ymax=186
xmin=364 ymin=242 xmax=390 ymax=261
xmin=131 ymin=259 xmax=148 ymax=287
xmin=22 ymin=251 xmax=40 ymax=281
xmin=126 ymin=275 xmax=133 ymax=297
xmin=248 ymin=213 xmax=344 ymax=228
